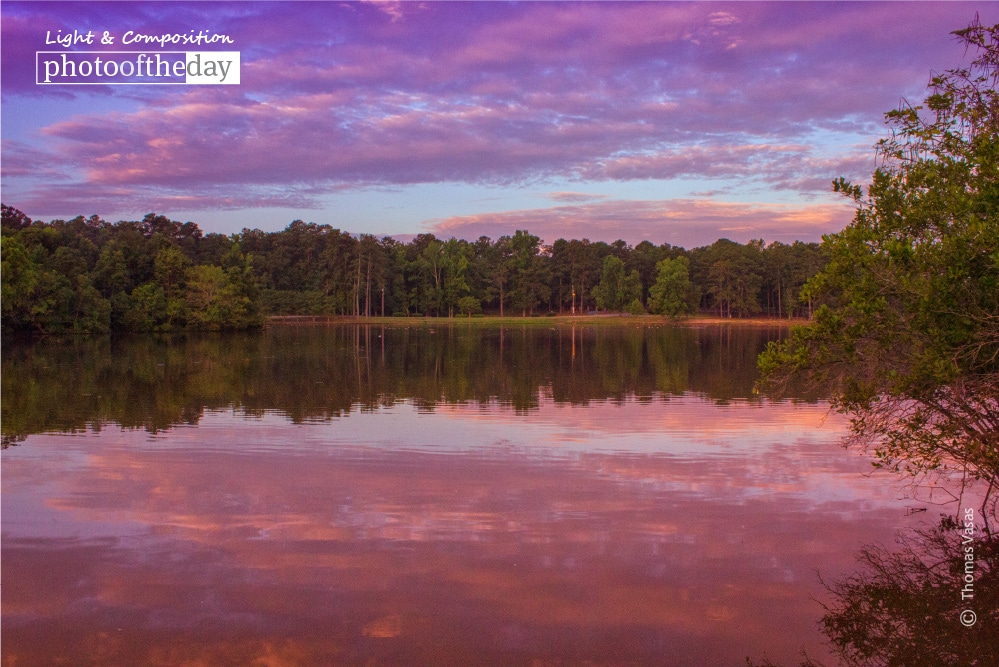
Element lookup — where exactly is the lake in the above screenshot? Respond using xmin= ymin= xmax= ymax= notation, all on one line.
xmin=2 ymin=323 xmax=926 ymax=665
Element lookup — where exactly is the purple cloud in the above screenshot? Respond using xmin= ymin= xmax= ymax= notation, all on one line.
xmin=2 ymin=1 xmax=995 ymax=231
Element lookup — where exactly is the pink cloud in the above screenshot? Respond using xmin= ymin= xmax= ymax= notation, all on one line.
xmin=545 ymin=191 xmax=610 ymax=203
xmin=429 ymin=198 xmax=854 ymax=247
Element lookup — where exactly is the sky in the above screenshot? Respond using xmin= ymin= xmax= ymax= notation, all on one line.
xmin=1 ymin=1 xmax=996 ymax=248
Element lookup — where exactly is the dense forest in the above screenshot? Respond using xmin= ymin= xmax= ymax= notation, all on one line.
xmin=1 ymin=203 xmax=827 ymax=334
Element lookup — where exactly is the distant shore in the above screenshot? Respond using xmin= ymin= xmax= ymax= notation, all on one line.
xmin=267 ymin=314 xmax=808 ymax=328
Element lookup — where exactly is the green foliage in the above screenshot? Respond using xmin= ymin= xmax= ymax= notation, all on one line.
xmin=507 ymin=230 xmax=550 ymax=316
xmin=592 ymin=255 xmax=623 ymax=310
xmin=693 ymin=239 xmax=764 ymax=317
xmin=441 ymin=238 xmax=471 ymax=317
xmin=649 ymin=256 xmax=693 ymax=318
xmin=1 ymin=235 xmax=39 ymax=331
xmin=71 ymin=281 xmax=111 ymax=333
xmin=185 ymin=265 xmax=229 ymax=330
xmin=185 ymin=256 xmax=262 ymax=331
xmin=760 ymin=21 xmax=999 ymax=493
xmin=624 ymin=298 xmax=645 ymax=315
xmin=592 ymin=255 xmax=641 ymax=312
xmin=154 ymin=245 xmax=190 ymax=296
xmin=93 ymin=244 xmax=131 ymax=298
xmin=457 ymin=295 xmax=482 ymax=317
xmin=124 ymin=282 xmax=171 ymax=332
xmin=1 ymin=211 xmax=262 ymax=334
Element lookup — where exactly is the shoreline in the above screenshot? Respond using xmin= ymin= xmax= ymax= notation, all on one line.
xmin=266 ymin=314 xmax=809 ymax=328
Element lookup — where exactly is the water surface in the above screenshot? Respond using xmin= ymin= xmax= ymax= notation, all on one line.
xmin=2 ymin=324 xmax=921 ymax=665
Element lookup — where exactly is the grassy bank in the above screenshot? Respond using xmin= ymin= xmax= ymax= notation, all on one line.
xmin=267 ymin=314 xmax=808 ymax=328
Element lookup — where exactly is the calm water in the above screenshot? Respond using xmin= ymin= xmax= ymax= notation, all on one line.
xmin=2 ymin=324 xmax=924 ymax=665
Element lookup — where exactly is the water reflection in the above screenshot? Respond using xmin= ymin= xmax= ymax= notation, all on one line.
xmin=818 ymin=517 xmax=998 ymax=667
xmin=747 ymin=516 xmax=999 ymax=667
xmin=2 ymin=323 xmax=797 ymax=444
xmin=2 ymin=325 xmax=911 ymax=665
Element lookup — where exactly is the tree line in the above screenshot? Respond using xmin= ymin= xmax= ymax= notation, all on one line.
xmin=1 ymin=202 xmax=826 ymax=334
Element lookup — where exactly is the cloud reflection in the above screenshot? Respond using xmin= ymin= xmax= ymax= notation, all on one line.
xmin=2 ymin=400 xmax=922 ymax=665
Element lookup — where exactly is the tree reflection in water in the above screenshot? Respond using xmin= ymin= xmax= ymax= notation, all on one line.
xmin=1 ymin=323 xmax=793 ymax=445
xmin=751 ymin=515 xmax=997 ymax=667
